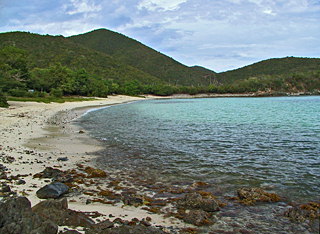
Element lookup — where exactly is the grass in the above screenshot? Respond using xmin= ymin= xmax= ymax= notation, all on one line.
xmin=7 ymin=96 xmax=97 ymax=103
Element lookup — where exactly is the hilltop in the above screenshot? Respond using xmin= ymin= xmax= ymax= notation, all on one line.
xmin=69 ymin=29 xmax=215 ymax=86
xmin=217 ymin=57 xmax=320 ymax=83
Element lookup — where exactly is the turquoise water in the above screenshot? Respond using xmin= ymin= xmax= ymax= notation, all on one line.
xmin=79 ymin=96 xmax=320 ymax=202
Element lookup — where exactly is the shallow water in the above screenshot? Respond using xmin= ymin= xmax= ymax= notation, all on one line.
xmin=78 ymin=96 xmax=320 ymax=202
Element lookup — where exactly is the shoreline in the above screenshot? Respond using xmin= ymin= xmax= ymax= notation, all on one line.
xmin=1 ymin=95 xmax=319 ymax=233
xmin=0 ymin=95 xmax=191 ymax=232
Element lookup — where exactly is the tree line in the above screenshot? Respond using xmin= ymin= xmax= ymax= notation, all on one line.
xmin=1 ymin=46 xmax=319 ymax=107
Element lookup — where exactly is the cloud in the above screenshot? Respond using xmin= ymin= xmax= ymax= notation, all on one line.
xmin=138 ymin=0 xmax=188 ymax=11
xmin=64 ymin=0 xmax=102 ymax=15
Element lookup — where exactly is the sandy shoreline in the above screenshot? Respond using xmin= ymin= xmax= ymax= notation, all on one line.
xmin=0 ymin=95 xmax=192 ymax=232
xmin=1 ymin=94 xmax=319 ymax=234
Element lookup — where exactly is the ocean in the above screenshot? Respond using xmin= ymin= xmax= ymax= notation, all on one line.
xmin=78 ymin=96 xmax=320 ymax=202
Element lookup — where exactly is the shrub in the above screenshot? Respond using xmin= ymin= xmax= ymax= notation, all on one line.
xmin=50 ymin=88 xmax=63 ymax=98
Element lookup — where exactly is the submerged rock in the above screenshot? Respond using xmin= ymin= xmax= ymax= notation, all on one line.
xmin=181 ymin=209 xmax=214 ymax=226
xmin=176 ymin=192 xmax=220 ymax=212
xmin=237 ymin=187 xmax=281 ymax=205
xmin=284 ymin=202 xmax=320 ymax=222
xmin=36 ymin=182 xmax=69 ymax=199
xmin=0 ymin=196 xmax=58 ymax=234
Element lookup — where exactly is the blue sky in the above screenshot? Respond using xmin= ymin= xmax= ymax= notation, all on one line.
xmin=0 ymin=0 xmax=319 ymax=72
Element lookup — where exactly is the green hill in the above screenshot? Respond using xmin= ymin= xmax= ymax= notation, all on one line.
xmin=217 ymin=57 xmax=320 ymax=84
xmin=0 ymin=31 xmax=163 ymax=85
xmin=69 ymin=29 xmax=215 ymax=86
xmin=0 ymin=29 xmax=319 ymax=98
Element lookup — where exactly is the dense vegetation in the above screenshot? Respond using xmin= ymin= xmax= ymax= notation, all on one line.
xmin=69 ymin=29 xmax=215 ymax=86
xmin=217 ymin=57 xmax=320 ymax=84
xmin=0 ymin=29 xmax=319 ymax=107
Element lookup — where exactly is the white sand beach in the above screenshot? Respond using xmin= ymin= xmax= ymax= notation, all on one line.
xmin=0 ymin=95 xmax=190 ymax=232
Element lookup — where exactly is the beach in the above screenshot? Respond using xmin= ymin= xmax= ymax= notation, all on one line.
xmin=0 ymin=95 xmax=194 ymax=233
xmin=1 ymin=95 xmax=319 ymax=234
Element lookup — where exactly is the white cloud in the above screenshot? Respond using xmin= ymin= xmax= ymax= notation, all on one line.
xmin=138 ymin=0 xmax=188 ymax=11
xmin=64 ymin=0 xmax=102 ymax=15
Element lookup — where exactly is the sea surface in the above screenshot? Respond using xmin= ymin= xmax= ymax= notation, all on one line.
xmin=78 ymin=96 xmax=320 ymax=202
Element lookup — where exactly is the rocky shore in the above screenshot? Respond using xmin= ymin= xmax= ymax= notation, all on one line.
xmin=0 ymin=96 xmax=319 ymax=234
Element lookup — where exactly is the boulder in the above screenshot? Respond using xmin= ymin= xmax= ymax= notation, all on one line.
xmin=0 ymin=196 xmax=58 ymax=234
xmin=32 ymin=198 xmax=95 ymax=227
xmin=36 ymin=182 xmax=69 ymax=199
xmin=176 ymin=192 xmax=220 ymax=212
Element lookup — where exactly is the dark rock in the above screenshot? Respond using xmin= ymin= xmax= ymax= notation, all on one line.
xmin=79 ymin=130 xmax=85 ymax=134
xmin=36 ymin=182 xmax=69 ymax=199
xmin=140 ymin=219 xmax=151 ymax=226
xmin=32 ymin=198 xmax=95 ymax=227
xmin=89 ymin=219 xmax=114 ymax=232
xmin=57 ymin=157 xmax=69 ymax=162
xmin=122 ymin=195 xmax=143 ymax=207
xmin=176 ymin=192 xmax=220 ymax=212
xmin=1 ymin=184 xmax=11 ymax=192
xmin=34 ymin=167 xmax=63 ymax=179
xmin=16 ymin=179 xmax=26 ymax=185
xmin=182 ymin=209 xmax=213 ymax=226
xmin=0 ymin=196 xmax=58 ymax=234
xmin=86 ymin=224 xmax=166 ymax=234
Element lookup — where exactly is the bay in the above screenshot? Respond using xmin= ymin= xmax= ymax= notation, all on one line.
xmin=78 ymin=96 xmax=320 ymax=202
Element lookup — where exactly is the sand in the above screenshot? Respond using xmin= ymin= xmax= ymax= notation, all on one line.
xmin=0 ymin=95 xmax=190 ymax=231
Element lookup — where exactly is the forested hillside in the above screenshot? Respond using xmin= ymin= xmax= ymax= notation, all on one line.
xmin=217 ymin=57 xmax=320 ymax=83
xmin=69 ymin=29 xmax=215 ymax=86
xmin=0 ymin=29 xmax=319 ymax=108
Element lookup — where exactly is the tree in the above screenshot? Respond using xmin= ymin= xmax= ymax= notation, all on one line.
xmin=0 ymin=90 xmax=8 ymax=108
xmin=0 ymin=46 xmax=29 ymax=92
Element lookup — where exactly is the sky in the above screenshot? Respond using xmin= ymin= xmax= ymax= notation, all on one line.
xmin=0 ymin=0 xmax=319 ymax=72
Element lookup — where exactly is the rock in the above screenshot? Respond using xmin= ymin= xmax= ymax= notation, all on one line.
xmin=176 ymin=192 xmax=220 ymax=212
xmin=36 ymin=182 xmax=69 ymax=199
xmin=33 ymin=167 xmax=63 ymax=179
xmin=16 ymin=179 xmax=26 ymax=185
xmin=0 ymin=196 xmax=58 ymax=234
xmin=86 ymin=224 xmax=166 ymax=234
xmin=284 ymin=202 xmax=320 ymax=222
xmin=79 ymin=130 xmax=85 ymax=134
xmin=1 ymin=184 xmax=11 ymax=192
xmin=84 ymin=167 xmax=107 ymax=178
xmin=122 ymin=195 xmax=143 ymax=207
xmin=88 ymin=219 xmax=114 ymax=232
xmin=237 ymin=187 xmax=281 ymax=205
xmin=57 ymin=157 xmax=69 ymax=162
xmin=182 ymin=209 xmax=213 ymax=226
xmin=32 ymin=198 xmax=95 ymax=227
